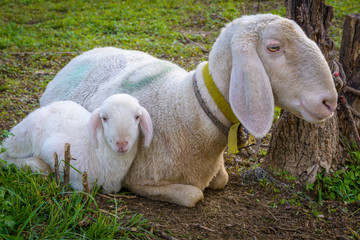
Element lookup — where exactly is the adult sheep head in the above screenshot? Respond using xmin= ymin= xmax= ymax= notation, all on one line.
xmin=210 ymin=14 xmax=338 ymax=138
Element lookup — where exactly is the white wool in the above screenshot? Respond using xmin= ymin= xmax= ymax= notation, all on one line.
xmin=1 ymin=94 xmax=153 ymax=193
xmin=38 ymin=14 xmax=337 ymax=206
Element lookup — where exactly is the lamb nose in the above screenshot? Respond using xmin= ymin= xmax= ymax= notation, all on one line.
xmin=116 ymin=141 xmax=128 ymax=147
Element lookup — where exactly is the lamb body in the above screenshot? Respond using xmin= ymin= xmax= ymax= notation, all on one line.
xmin=39 ymin=14 xmax=338 ymax=206
xmin=1 ymin=94 xmax=153 ymax=193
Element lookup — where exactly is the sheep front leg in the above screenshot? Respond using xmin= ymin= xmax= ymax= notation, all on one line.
xmin=1 ymin=156 xmax=52 ymax=174
xmin=127 ymin=183 xmax=204 ymax=207
xmin=208 ymin=161 xmax=228 ymax=190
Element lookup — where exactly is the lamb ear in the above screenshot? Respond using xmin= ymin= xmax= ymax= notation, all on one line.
xmin=229 ymin=35 xmax=274 ymax=138
xmin=139 ymin=107 xmax=153 ymax=147
xmin=88 ymin=108 xmax=101 ymax=148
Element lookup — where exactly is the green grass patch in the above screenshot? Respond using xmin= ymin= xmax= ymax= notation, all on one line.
xmin=311 ymin=141 xmax=360 ymax=203
xmin=0 ymin=163 xmax=153 ymax=239
xmin=326 ymin=0 xmax=360 ymax=49
xmin=0 ymin=149 xmax=152 ymax=239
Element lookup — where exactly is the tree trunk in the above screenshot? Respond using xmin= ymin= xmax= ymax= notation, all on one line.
xmin=263 ymin=0 xmax=347 ymax=184
xmin=340 ymin=14 xmax=360 ymax=132
xmin=340 ymin=14 xmax=360 ymax=83
xmin=340 ymin=13 xmax=360 ymax=104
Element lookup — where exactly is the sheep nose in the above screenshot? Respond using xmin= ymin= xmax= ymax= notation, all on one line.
xmin=115 ymin=140 xmax=129 ymax=153
xmin=116 ymin=140 xmax=128 ymax=148
xmin=314 ymin=92 xmax=337 ymax=119
xmin=302 ymin=91 xmax=337 ymax=122
xmin=321 ymin=90 xmax=337 ymax=113
xmin=322 ymin=99 xmax=336 ymax=113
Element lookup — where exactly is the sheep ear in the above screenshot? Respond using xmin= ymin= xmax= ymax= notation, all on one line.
xmin=88 ymin=108 xmax=101 ymax=148
xmin=139 ymin=107 xmax=153 ymax=147
xmin=229 ymin=36 xmax=274 ymax=138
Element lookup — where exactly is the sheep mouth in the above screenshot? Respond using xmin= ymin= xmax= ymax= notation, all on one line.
xmin=116 ymin=149 xmax=130 ymax=154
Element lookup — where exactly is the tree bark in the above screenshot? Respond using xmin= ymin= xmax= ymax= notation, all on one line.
xmin=285 ymin=0 xmax=336 ymax=67
xmin=340 ymin=14 xmax=360 ymax=132
xmin=263 ymin=0 xmax=346 ymax=184
xmin=341 ymin=14 xmax=360 ymax=105
xmin=340 ymin=14 xmax=360 ymax=83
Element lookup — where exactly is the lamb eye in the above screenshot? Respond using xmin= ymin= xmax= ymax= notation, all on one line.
xmin=267 ymin=44 xmax=280 ymax=52
xmin=135 ymin=115 xmax=140 ymax=120
xmin=102 ymin=117 xmax=108 ymax=122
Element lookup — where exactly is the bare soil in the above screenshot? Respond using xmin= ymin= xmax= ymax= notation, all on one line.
xmin=95 ymin=158 xmax=360 ymax=240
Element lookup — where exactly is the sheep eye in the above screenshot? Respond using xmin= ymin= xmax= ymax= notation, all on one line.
xmin=267 ymin=45 xmax=280 ymax=52
xmin=102 ymin=117 xmax=108 ymax=122
xmin=135 ymin=115 xmax=140 ymax=121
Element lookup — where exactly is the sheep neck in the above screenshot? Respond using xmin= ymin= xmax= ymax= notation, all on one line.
xmin=207 ymin=22 xmax=235 ymax=102
xmin=193 ymin=63 xmax=255 ymax=154
xmin=93 ymin=128 xmax=137 ymax=173
xmin=202 ymin=63 xmax=238 ymax=124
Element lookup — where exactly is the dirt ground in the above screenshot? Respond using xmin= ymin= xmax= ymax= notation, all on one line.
xmin=95 ymin=158 xmax=360 ymax=240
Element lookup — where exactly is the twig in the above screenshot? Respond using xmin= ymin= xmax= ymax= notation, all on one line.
xmin=239 ymin=4 xmax=246 ymax=15
xmin=349 ymin=106 xmax=360 ymax=119
xmin=115 ymin=205 xmax=128 ymax=212
xmin=211 ymin=14 xmax=230 ymax=22
xmin=333 ymin=60 xmax=346 ymax=83
xmin=276 ymin=226 xmax=302 ymax=232
xmin=34 ymin=71 xmax=56 ymax=76
xmin=98 ymin=193 xmax=114 ymax=200
xmin=344 ymin=85 xmax=360 ymax=96
xmin=156 ymin=229 xmax=179 ymax=240
xmin=192 ymin=223 xmax=216 ymax=232
xmin=82 ymin=171 xmax=90 ymax=195
xmin=148 ymin=223 xmax=179 ymax=240
xmin=99 ymin=209 xmax=119 ymax=218
xmin=53 ymin=152 xmax=60 ymax=186
xmin=339 ymin=96 xmax=360 ymax=142
xmin=332 ymin=61 xmax=344 ymax=91
xmin=266 ymin=210 xmax=279 ymax=222
xmin=179 ymin=32 xmax=209 ymax=53
xmin=63 ymin=143 xmax=71 ymax=186
xmin=108 ymin=193 xmax=137 ymax=199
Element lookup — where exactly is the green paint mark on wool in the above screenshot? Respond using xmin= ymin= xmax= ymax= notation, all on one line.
xmin=121 ymin=62 xmax=173 ymax=92
xmin=56 ymin=63 xmax=92 ymax=97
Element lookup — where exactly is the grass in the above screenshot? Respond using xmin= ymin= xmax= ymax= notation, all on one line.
xmin=0 ymin=130 xmax=152 ymax=239
xmin=314 ymin=140 xmax=360 ymax=203
xmin=0 ymin=161 xmax=152 ymax=239
xmin=326 ymin=0 xmax=360 ymax=49
xmin=1 ymin=0 xmax=359 ymax=238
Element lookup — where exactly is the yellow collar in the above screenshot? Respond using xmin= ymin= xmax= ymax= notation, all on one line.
xmin=202 ymin=62 xmax=255 ymax=154
xmin=203 ymin=62 xmax=238 ymax=123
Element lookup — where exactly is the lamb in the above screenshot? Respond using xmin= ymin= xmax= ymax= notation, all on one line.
xmin=0 ymin=94 xmax=153 ymax=193
xmin=39 ymin=14 xmax=338 ymax=206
